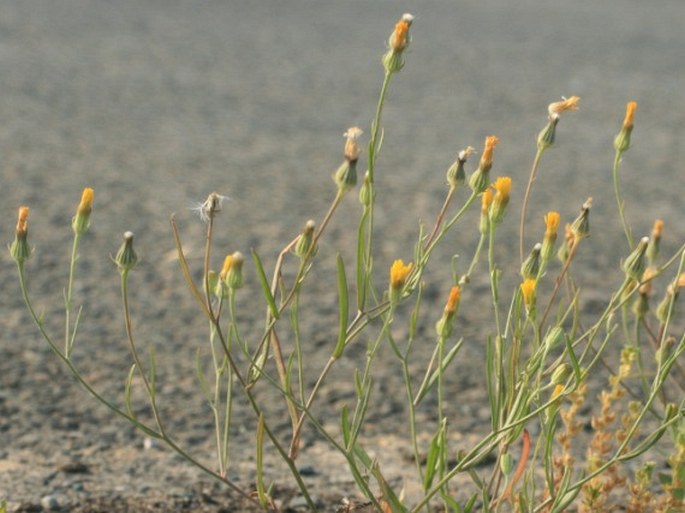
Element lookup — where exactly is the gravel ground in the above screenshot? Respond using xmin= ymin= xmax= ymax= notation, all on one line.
xmin=2 ymin=0 xmax=685 ymax=511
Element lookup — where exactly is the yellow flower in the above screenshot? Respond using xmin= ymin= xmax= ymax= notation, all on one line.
xmin=480 ymin=135 xmax=499 ymax=170
xmin=548 ymin=96 xmax=580 ymax=117
xmin=444 ymin=286 xmax=461 ymax=315
xmin=651 ymin=219 xmax=663 ymax=239
xmin=390 ymin=259 xmax=412 ymax=290
xmin=551 ymin=383 xmax=565 ymax=401
xmin=389 ymin=14 xmax=414 ymax=51
xmin=544 ymin=211 xmax=560 ymax=239
xmin=77 ymin=187 xmax=94 ymax=216
xmin=623 ymin=101 xmax=637 ymax=130
xmin=520 ymin=278 xmax=537 ymax=309
xmin=16 ymin=206 xmax=29 ymax=236
xmin=219 ymin=255 xmax=234 ymax=281
xmin=490 ymin=176 xmax=511 ymax=224
xmin=481 ymin=187 xmax=494 ymax=215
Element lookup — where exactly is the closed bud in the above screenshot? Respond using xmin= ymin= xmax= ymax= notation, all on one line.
xmin=550 ymin=363 xmax=572 ymax=386
xmin=72 ymin=187 xmax=94 ymax=235
xmin=543 ymin=326 xmax=565 ymax=351
xmin=479 ymin=188 xmax=494 ymax=234
xmin=294 ymin=220 xmax=317 ymax=259
xmin=520 ymin=278 xmax=537 ymax=313
xmin=446 ymin=146 xmax=475 ymax=189
xmin=359 ymin=171 xmax=372 ymax=207
xmin=622 ymin=236 xmax=649 ymax=281
xmin=500 ymin=453 xmax=514 ymax=475
xmin=537 ymin=116 xmax=558 ymax=151
xmin=646 ymin=219 xmax=663 ymax=264
xmin=570 ymin=198 xmax=592 ymax=240
xmin=614 ymin=101 xmax=637 ymax=153
xmin=389 ymin=259 xmax=412 ymax=304
xmin=224 ymin=251 xmax=244 ymax=290
xmin=541 ymin=211 xmax=560 ymax=262
xmin=115 ymin=231 xmax=138 ymax=273
xmin=489 ymin=176 xmax=511 ymax=225
xmin=10 ymin=206 xmax=32 ymax=264
xmin=521 ymin=243 xmax=542 ymax=279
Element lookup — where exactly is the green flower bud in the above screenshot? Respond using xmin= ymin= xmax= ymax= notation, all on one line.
xmin=115 ymin=231 xmax=138 ymax=272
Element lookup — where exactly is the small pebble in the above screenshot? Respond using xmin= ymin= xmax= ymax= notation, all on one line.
xmin=40 ymin=495 xmax=60 ymax=511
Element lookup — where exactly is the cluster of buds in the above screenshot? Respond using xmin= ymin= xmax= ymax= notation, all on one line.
xmin=469 ymin=135 xmax=499 ymax=194
xmin=537 ymin=96 xmax=580 ymax=151
xmin=614 ymin=101 xmax=637 ymax=153
xmin=10 ymin=206 xmax=31 ymax=264
xmin=333 ymin=127 xmax=363 ymax=193
xmin=435 ymin=286 xmax=461 ymax=338
xmin=389 ymin=259 xmax=412 ymax=304
xmin=382 ymin=13 xmax=414 ymax=73
xmin=445 ymin=146 xmax=475 ymax=189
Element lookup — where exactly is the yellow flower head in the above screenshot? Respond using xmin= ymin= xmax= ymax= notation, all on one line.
xmin=343 ymin=127 xmax=364 ymax=162
xmin=480 ymin=135 xmax=499 ymax=169
xmin=219 ymin=254 xmax=234 ymax=281
xmin=481 ymin=187 xmax=494 ymax=215
xmin=444 ymin=286 xmax=461 ymax=315
xmin=16 ymin=206 xmax=29 ymax=236
xmin=551 ymin=383 xmax=565 ymax=401
xmin=520 ymin=278 xmax=537 ymax=308
xmin=622 ymin=101 xmax=637 ymax=130
xmin=548 ymin=96 xmax=580 ymax=118
xmin=390 ymin=259 xmax=412 ymax=289
xmin=651 ymin=219 xmax=664 ymax=240
xmin=639 ymin=266 xmax=657 ymax=296
xmin=77 ymin=187 xmax=94 ymax=216
xmin=390 ymin=14 xmax=414 ymax=51
xmin=544 ymin=211 xmax=560 ymax=239
xmin=493 ymin=176 xmax=511 ymax=203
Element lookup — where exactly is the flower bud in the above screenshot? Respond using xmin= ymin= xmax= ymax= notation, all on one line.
xmin=333 ymin=127 xmax=364 ymax=192
xmin=446 ymin=146 xmax=475 ymax=189
xmin=469 ymin=136 xmax=499 ymax=193
xmin=115 ymin=231 xmax=138 ymax=272
xmin=550 ymin=363 xmax=572 ymax=386
xmin=541 ymin=211 xmax=560 ymax=262
xmin=479 ymin=188 xmax=494 ymax=234
xmin=10 ymin=206 xmax=32 ymax=264
xmin=382 ymin=13 xmax=414 ymax=73
xmin=223 ymin=251 xmax=244 ymax=290
xmin=520 ymin=278 xmax=537 ymax=313
xmin=537 ymin=116 xmax=559 ymax=151
xmin=435 ymin=286 xmax=460 ymax=338
xmin=389 ymin=259 xmax=412 ymax=303
xmin=294 ymin=220 xmax=316 ymax=259
xmin=614 ymin=101 xmax=637 ymax=153
xmin=570 ymin=198 xmax=592 ymax=240
xmin=646 ymin=219 xmax=663 ymax=264
xmin=521 ymin=243 xmax=542 ymax=280
xmin=543 ymin=326 xmax=565 ymax=351
xmin=622 ymin=236 xmax=649 ymax=281
xmin=359 ymin=171 xmax=372 ymax=207
xmin=72 ymin=187 xmax=94 ymax=235
xmin=489 ymin=176 xmax=511 ymax=225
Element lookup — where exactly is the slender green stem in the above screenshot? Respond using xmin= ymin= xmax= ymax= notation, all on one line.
xmin=519 ymin=148 xmax=545 ymax=263
xmin=613 ymin=150 xmax=634 ymax=249
xmin=64 ymin=232 xmax=82 ymax=358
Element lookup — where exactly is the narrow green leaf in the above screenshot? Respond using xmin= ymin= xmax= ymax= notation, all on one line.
xmin=341 ymin=405 xmax=351 ymax=447
xmin=124 ymin=364 xmax=137 ymax=419
xmin=251 ymin=249 xmax=278 ymax=319
xmin=333 ymin=253 xmax=349 ymax=359
xmin=415 ymin=338 xmax=464 ymax=404
xmin=423 ymin=428 xmax=441 ymax=490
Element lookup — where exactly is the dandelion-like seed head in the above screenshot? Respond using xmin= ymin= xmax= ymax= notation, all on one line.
xmin=192 ymin=192 xmax=229 ymax=223
xmin=548 ymin=96 xmax=580 ymax=119
xmin=343 ymin=127 xmax=364 ymax=162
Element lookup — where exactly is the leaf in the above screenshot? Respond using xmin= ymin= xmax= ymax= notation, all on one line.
xmin=251 ymin=250 xmax=279 ymax=319
xmin=333 ymin=254 xmax=349 ymax=359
